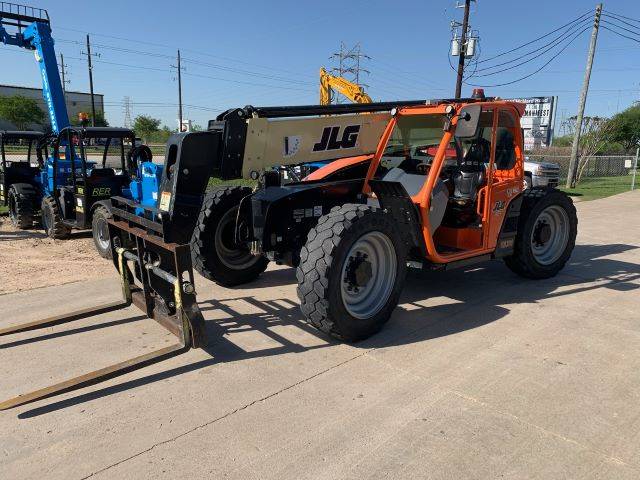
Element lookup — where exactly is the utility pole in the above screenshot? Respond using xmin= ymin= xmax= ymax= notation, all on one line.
xmin=566 ymin=3 xmax=602 ymax=189
xmin=58 ymin=53 xmax=69 ymax=96
xmin=84 ymin=34 xmax=97 ymax=127
xmin=455 ymin=0 xmax=471 ymax=99
xmin=171 ymin=50 xmax=184 ymax=129
xmin=177 ymin=50 xmax=183 ymax=130
xmin=631 ymin=146 xmax=639 ymax=191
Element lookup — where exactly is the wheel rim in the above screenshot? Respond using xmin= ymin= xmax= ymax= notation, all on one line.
xmin=530 ymin=205 xmax=570 ymax=266
xmin=8 ymin=192 xmax=18 ymax=225
xmin=95 ymin=216 xmax=110 ymax=251
xmin=43 ymin=206 xmax=52 ymax=232
xmin=340 ymin=231 xmax=397 ymax=319
xmin=214 ymin=207 xmax=262 ymax=270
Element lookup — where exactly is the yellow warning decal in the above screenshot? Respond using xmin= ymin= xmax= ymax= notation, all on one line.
xmin=159 ymin=191 xmax=172 ymax=212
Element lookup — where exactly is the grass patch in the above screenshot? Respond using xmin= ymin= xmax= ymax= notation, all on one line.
xmin=0 ymin=205 xmax=7 ymax=215
xmin=560 ymin=175 xmax=635 ymax=201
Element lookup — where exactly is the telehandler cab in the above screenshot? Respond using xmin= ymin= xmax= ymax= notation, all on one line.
xmin=0 ymin=130 xmax=46 ymax=228
xmin=0 ymin=94 xmax=577 ymax=410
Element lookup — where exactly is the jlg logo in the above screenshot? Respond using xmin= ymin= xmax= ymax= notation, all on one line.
xmin=312 ymin=125 xmax=360 ymax=152
xmin=92 ymin=187 xmax=111 ymax=196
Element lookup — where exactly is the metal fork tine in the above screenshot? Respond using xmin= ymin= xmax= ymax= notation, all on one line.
xmin=0 ymin=300 xmax=129 ymax=337
xmin=0 ymin=343 xmax=189 ymax=410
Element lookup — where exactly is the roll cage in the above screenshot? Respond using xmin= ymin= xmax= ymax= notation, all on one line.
xmin=362 ymin=100 xmax=526 ymax=265
xmin=0 ymin=130 xmax=46 ymax=168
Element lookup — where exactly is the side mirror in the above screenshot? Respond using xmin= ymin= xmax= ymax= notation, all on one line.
xmin=454 ymin=105 xmax=481 ymax=139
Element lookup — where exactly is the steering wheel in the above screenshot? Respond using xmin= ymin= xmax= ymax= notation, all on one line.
xmin=127 ymin=144 xmax=153 ymax=172
xmin=415 ymin=162 xmax=431 ymax=175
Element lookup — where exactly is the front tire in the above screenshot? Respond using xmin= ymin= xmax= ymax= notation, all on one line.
xmin=41 ymin=195 xmax=71 ymax=239
xmin=524 ymin=174 xmax=533 ymax=190
xmin=505 ymin=188 xmax=577 ymax=279
xmin=191 ymin=186 xmax=268 ymax=287
xmin=297 ymin=204 xmax=407 ymax=342
xmin=91 ymin=205 xmax=113 ymax=259
xmin=7 ymin=183 xmax=37 ymax=229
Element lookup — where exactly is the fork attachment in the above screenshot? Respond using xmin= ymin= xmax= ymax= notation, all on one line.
xmin=0 ymin=216 xmax=206 ymax=411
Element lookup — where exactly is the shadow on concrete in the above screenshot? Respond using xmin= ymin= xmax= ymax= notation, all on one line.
xmin=14 ymin=242 xmax=640 ymax=418
xmin=0 ymin=315 xmax=147 ymax=350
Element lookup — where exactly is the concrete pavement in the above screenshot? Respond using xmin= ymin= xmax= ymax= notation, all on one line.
xmin=1 ymin=191 xmax=639 ymax=479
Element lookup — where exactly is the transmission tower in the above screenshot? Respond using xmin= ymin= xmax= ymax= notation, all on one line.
xmin=122 ymin=96 xmax=133 ymax=129
xmin=329 ymin=42 xmax=370 ymax=104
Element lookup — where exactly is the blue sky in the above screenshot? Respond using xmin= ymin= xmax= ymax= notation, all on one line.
xmin=1 ymin=0 xmax=638 ymax=130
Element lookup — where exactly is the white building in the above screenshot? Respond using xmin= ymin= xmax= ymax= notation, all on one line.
xmin=0 ymin=84 xmax=104 ymax=130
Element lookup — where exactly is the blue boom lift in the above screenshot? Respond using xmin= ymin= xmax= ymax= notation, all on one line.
xmin=0 ymin=3 xmax=154 ymax=256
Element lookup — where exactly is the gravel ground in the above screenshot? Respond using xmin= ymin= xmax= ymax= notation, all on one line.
xmin=0 ymin=216 xmax=113 ymax=294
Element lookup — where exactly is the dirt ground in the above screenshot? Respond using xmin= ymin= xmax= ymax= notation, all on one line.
xmin=0 ymin=216 xmax=113 ymax=294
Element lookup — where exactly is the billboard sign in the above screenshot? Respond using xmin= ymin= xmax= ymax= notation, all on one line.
xmin=507 ymin=96 xmax=557 ymax=150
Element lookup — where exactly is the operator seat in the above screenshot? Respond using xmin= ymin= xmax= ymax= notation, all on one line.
xmin=452 ymin=137 xmax=489 ymax=203
xmin=374 ymin=167 xmax=449 ymax=232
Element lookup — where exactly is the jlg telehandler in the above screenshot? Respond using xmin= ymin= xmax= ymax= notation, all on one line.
xmin=0 ymin=93 xmax=577 ymax=410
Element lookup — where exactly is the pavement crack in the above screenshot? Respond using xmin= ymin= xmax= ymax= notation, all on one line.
xmin=448 ymin=389 xmax=637 ymax=471
xmin=79 ymin=349 xmax=372 ymax=479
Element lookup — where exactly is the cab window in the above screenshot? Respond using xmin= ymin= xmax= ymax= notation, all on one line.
xmin=494 ymin=111 xmax=517 ymax=171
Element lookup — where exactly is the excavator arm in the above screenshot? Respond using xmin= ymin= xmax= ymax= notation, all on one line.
xmin=319 ymin=67 xmax=372 ymax=105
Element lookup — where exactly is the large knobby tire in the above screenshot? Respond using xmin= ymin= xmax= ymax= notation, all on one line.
xmin=91 ymin=204 xmax=113 ymax=259
xmin=191 ymin=186 xmax=268 ymax=287
xmin=297 ymin=204 xmax=407 ymax=342
xmin=504 ymin=188 xmax=577 ymax=279
xmin=7 ymin=183 xmax=37 ymax=229
xmin=41 ymin=195 xmax=71 ymax=239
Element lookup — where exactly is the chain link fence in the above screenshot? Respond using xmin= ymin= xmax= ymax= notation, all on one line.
xmin=527 ymin=154 xmax=639 ymax=200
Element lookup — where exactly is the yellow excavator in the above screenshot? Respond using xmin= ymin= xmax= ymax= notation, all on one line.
xmin=319 ymin=67 xmax=372 ymax=105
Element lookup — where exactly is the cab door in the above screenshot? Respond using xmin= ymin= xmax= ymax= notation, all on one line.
xmin=483 ymin=107 xmax=524 ymax=250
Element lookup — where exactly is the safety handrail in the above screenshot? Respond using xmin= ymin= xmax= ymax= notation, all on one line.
xmin=0 ymin=2 xmax=49 ymax=26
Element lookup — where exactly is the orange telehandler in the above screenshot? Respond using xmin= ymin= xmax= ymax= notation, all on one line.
xmin=1 ymin=91 xmax=577 ymax=410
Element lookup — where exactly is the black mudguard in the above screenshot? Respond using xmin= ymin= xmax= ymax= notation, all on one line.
xmin=238 ymin=178 xmax=365 ymax=263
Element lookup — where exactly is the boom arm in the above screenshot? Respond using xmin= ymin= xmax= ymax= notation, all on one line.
xmin=319 ymin=67 xmax=372 ymax=105
xmin=0 ymin=3 xmax=69 ymax=133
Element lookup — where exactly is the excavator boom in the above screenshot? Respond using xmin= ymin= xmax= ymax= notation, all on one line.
xmin=319 ymin=67 xmax=372 ymax=105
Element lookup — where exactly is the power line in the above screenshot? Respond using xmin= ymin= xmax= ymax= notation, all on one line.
xmin=600 ymin=17 xmax=640 ymax=38
xmin=472 ymin=21 xmax=591 ymax=78
xmin=601 ymin=10 xmax=640 ymax=25
xmin=477 ymin=10 xmax=593 ymax=65
xmin=464 ymin=25 xmax=590 ymax=88
xmin=601 ymin=25 xmax=640 ymax=45
xmin=473 ymin=17 xmax=591 ymax=75
xmin=601 ymin=12 xmax=640 ymax=31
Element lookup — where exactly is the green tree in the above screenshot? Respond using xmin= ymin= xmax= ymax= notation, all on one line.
xmin=0 ymin=94 xmax=46 ymax=130
xmin=609 ymin=105 xmax=640 ymax=151
xmin=148 ymin=125 xmax=174 ymax=144
xmin=190 ymin=123 xmax=203 ymax=132
xmin=133 ymin=115 xmax=161 ymax=142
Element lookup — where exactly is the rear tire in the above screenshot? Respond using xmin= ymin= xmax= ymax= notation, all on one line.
xmin=7 ymin=183 xmax=36 ymax=229
xmin=191 ymin=186 xmax=268 ymax=287
xmin=297 ymin=204 xmax=407 ymax=342
xmin=41 ymin=195 xmax=71 ymax=239
xmin=91 ymin=205 xmax=113 ymax=259
xmin=504 ymin=188 xmax=577 ymax=279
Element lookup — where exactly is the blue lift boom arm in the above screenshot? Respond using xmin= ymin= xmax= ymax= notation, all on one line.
xmin=0 ymin=3 xmax=69 ymax=133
